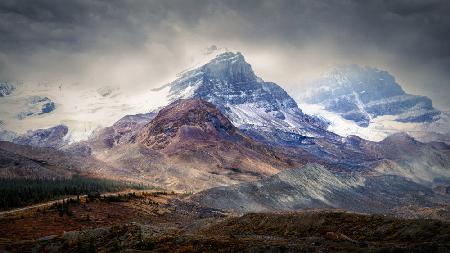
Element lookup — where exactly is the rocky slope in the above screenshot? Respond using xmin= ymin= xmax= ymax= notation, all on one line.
xmin=192 ymin=163 xmax=450 ymax=214
xmin=191 ymin=132 xmax=450 ymax=215
xmin=0 ymin=124 xmax=70 ymax=149
xmin=88 ymin=112 xmax=157 ymax=149
xmin=2 ymin=180 xmax=449 ymax=250
xmin=4 ymin=197 xmax=450 ymax=252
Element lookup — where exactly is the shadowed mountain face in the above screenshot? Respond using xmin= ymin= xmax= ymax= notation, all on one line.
xmin=12 ymin=125 xmax=68 ymax=148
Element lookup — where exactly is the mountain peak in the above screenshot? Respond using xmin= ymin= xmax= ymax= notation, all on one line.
xmin=201 ymin=51 xmax=257 ymax=83
xmin=213 ymin=51 xmax=244 ymax=61
xmin=160 ymin=51 xmax=330 ymax=144
xmin=304 ymin=65 xmax=440 ymax=127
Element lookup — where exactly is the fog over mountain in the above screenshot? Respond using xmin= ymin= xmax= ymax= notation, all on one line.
xmin=2 ymin=3 xmax=450 ymax=251
xmin=0 ymin=0 xmax=449 ymax=110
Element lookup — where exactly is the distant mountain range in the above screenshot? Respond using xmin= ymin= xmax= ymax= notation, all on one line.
xmin=1 ymin=51 xmax=450 ymax=216
xmin=1 ymin=53 xmax=448 ymax=144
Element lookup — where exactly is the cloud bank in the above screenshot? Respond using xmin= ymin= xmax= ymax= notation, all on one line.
xmin=0 ymin=0 xmax=449 ymax=109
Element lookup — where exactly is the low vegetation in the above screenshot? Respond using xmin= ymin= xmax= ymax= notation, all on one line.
xmin=0 ymin=176 xmax=152 ymax=209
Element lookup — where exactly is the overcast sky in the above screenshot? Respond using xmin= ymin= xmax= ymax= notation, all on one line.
xmin=1 ymin=0 xmax=449 ymax=109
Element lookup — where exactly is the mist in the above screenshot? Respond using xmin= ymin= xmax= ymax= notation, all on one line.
xmin=1 ymin=0 xmax=449 ymax=109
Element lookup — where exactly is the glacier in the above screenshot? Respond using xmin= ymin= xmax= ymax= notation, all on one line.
xmin=0 ymin=81 xmax=170 ymax=142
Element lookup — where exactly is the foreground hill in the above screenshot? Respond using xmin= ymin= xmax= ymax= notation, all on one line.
xmin=2 ymin=193 xmax=450 ymax=253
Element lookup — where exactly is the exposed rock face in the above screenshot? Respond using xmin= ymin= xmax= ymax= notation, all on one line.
xmin=17 ymin=96 xmax=56 ymax=119
xmin=12 ymin=125 xmax=69 ymax=148
xmin=0 ymin=82 xmax=15 ymax=97
xmin=304 ymin=65 xmax=441 ymax=126
xmin=159 ymin=52 xmax=331 ymax=145
xmin=191 ymin=131 xmax=450 ymax=213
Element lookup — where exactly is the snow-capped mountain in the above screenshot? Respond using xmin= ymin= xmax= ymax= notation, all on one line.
xmin=157 ymin=52 xmax=332 ymax=145
xmin=303 ymin=65 xmax=440 ymax=127
xmin=299 ymin=65 xmax=449 ymax=143
xmin=2 ymin=53 xmax=448 ymax=146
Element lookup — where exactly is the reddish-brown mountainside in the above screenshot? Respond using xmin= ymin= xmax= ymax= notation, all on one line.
xmin=93 ymin=99 xmax=307 ymax=192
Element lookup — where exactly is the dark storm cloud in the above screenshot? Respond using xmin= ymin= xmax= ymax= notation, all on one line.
xmin=0 ymin=0 xmax=449 ymax=108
